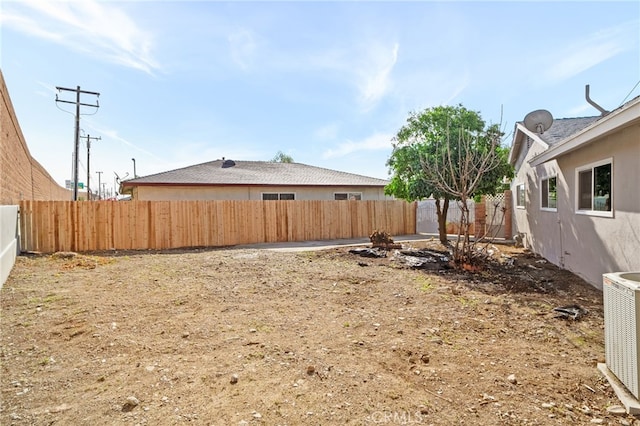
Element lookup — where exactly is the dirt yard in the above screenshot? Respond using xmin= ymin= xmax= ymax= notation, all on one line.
xmin=0 ymin=238 xmax=635 ymax=425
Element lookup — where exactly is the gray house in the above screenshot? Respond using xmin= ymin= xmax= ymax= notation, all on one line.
xmin=120 ymin=159 xmax=392 ymax=202
xmin=509 ymin=96 xmax=640 ymax=288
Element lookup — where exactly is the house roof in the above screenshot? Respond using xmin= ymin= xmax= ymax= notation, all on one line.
xmin=530 ymin=96 xmax=640 ymax=166
xmin=508 ymin=116 xmax=600 ymax=165
xmin=121 ymin=160 xmax=390 ymax=188
xmin=537 ymin=116 xmax=601 ymax=146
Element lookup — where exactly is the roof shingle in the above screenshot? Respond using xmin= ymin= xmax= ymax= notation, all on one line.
xmin=124 ymin=160 xmax=390 ymax=187
xmin=538 ymin=116 xmax=601 ymax=146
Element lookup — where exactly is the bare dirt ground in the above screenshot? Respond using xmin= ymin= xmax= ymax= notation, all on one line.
xmin=0 ymin=238 xmax=635 ymax=425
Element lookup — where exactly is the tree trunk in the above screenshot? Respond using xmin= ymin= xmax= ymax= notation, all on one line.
xmin=457 ymin=200 xmax=471 ymax=264
xmin=435 ymin=198 xmax=450 ymax=245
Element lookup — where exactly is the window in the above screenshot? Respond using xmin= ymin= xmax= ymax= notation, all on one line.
xmin=515 ymin=184 xmax=525 ymax=208
xmin=576 ymin=159 xmax=612 ymax=215
xmin=334 ymin=192 xmax=362 ymax=201
xmin=262 ymin=193 xmax=295 ymax=200
xmin=541 ymin=177 xmax=557 ymax=210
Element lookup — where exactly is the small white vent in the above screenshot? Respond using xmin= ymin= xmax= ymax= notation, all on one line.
xmin=603 ymin=272 xmax=640 ymax=399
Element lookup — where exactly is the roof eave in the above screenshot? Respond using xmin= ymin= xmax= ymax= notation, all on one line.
xmin=507 ymin=124 xmax=521 ymax=165
xmin=120 ymin=182 xmax=388 ymax=188
xmin=508 ymin=122 xmax=550 ymax=165
xmin=530 ymin=98 xmax=640 ymax=167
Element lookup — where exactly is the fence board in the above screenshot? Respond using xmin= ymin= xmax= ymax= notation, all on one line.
xmin=18 ymin=200 xmax=416 ymax=253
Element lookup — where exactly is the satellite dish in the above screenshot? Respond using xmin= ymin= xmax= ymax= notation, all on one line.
xmin=524 ymin=109 xmax=553 ymax=134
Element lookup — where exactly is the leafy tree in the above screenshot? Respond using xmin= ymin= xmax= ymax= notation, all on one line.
xmin=386 ymin=105 xmax=513 ymax=257
xmin=271 ymin=151 xmax=294 ymax=163
xmin=428 ymin=122 xmax=513 ymax=264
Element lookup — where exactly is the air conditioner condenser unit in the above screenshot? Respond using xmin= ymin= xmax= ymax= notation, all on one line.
xmin=603 ymin=271 xmax=640 ymax=399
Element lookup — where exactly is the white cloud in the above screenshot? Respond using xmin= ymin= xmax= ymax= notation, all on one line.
xmin=228 ymin=28 xmax=259 ymax=71
xmin=88 ymin=123 xmax=161 ymax=160
xmin=294 ymin=41 xmax=399 ymax=111
xmin=1 ymin=0 xmax=159 ymax=74
xmin=356 ymin=42 xmax=399 ymax=111
xmin=543 ymin=21 xmax=637 ymax=83
xmin=441 ymin=72 xmax=471 ymax=106
xmin=390 ymin=67 xmax=471 ymax=118
xmin=567 ymin=103 xmax=597 ymax=117
xmin=35 ymin=80 xmax=60 ymax=99
xmin=545 ymin=43 xmax=623 ymax=83
xmin=0 ymin=12 xmax=65 ymax=42
xmin=313 ymin=123 xmax=340 ymax=140
xmin=322 ymin=132 xmax=393 ymax=159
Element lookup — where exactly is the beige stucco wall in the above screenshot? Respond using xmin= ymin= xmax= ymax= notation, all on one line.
xmin=132 ymin=185 xmax=393 ymax=201
xmin=511 ymin=137 xmax=550 ymax=250
xmin=512 ymin=123 xmax=640 ymax=288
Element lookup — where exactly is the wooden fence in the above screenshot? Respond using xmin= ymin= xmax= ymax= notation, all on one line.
xmin=18 ymin=200 xmax=416 ymax=253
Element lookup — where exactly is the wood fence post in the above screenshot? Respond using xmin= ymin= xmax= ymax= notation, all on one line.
xmin=503 ymin=190 xmax=513 ymax=239
xmin=474 ymin=196 xmax=486 ymax=240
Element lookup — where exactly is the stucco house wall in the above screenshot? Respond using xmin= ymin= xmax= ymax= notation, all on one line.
xmin=511 ymin=99 xmax=640 ymax=289
xmin=511 ymin=135 xmax=552 ymax=251
xmin=553 ymin=123 xmax=640 ymax=288
xmin=132 ymin=185 xmax=391 ymax=201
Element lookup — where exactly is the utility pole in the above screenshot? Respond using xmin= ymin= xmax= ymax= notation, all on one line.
xmin=85 ymin=134 xmax=101 ymax=200
xmin=56 ymin=86 xmax=100 ymax=201
xmin=96 ymin=171 xmax=103 ymax=200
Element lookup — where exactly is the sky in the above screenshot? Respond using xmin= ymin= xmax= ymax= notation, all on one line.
xmin=1 ymin=0 xmax=639 ymax=197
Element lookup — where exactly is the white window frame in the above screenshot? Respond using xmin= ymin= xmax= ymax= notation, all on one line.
xmin=262 ymin=192 xmax=296 ymax=201
xmin=515 ymin=183 xmax=525 ymax=208
xmin=540 ymin=176 xmax=557 ymax=212
xmin=334 ymin=192 xmax=362 ymax=201
xmin=575 ymin=157 xmax=613 ymax=218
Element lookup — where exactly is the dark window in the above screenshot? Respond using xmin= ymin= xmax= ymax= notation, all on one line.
xmin=577 ymin=161 xmax=612 ymax=213
xmin=516 ymin=184 xmax=525 ymax=207
xmin=262 ymin=193 xmax=295 ymax=200
xmin=541 ymin=177 xmax=557 ymax=209
xmin=334 ymin=192 xmax=362 ymax=200
xmin=578 ymin=169 xmax=592 ymax=210
xmin=594 ymin=163 xmax=611 ymax=212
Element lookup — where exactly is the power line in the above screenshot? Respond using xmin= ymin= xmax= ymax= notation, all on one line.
xmin=619 ymin=80 xmax=640 ymax=106
xmin=55 ymin=86 xmax=100 ymax=201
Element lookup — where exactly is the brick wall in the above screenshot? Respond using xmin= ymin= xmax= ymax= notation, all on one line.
xmin=0 ymin=70 xmax=71 ymax=204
